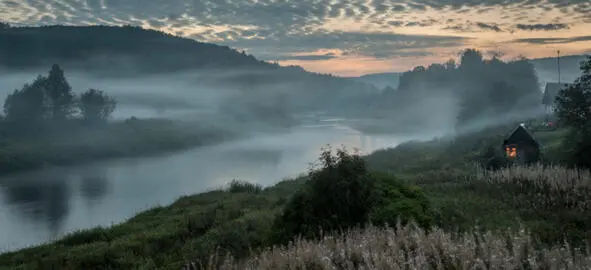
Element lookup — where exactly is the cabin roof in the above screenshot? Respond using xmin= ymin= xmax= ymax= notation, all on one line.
xmin=542 ymin=82 xmax=571 ymax=105
xmin=504 ymin=125 xmax=539 ymax=148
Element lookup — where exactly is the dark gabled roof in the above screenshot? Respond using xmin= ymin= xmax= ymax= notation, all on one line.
xmin=542 ymin=82 xmax=571 ymax=105
xmin=504 ymin=125 xmax=539 ymax=147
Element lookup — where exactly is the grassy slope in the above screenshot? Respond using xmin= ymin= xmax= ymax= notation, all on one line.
xmin=0 ymin=125 xmax=575 ymax=269
xmin=0 ymin=179 xmax=305 ymax=269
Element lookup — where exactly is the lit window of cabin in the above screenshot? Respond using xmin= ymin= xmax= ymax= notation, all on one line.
xmin=505 ymin=145 xmax=517 ymax=158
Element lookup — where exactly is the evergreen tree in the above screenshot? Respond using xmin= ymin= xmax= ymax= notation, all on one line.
xmin=46 ymin=64 xmax=74 ymax=120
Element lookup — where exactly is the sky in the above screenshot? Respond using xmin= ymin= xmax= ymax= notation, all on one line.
xmin=1 ymin=0 xmax=590 ymax=76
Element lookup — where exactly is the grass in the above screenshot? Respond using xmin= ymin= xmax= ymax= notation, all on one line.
xmin=0 ymin=124 xmax=588 ymax=269
xmin=217 ymin=224 xmax=591 ymax=269
xmin=0 ymin=178 xmax=306 ymax=269
xmin=0 ymin=118 xmax=237 ymax=176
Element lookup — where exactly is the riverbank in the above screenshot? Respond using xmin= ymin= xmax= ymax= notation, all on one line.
xmin=0 ymin=123 xmax=587 ymax=269
xmin=0 ymin=118 xmax=240 ymax=176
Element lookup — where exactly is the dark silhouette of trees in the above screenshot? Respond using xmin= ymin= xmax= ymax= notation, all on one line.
xmin=381 ymin=48 xmax=541 ymax=132
xmin=3 ymin=76 xmax=49 ymax=125
xmin=554 ymin=56 xmax=591 ymax=168
xmin=78 ymin=89 xmax=116 ymax=124
xmin=46 ymin=64 xmax=75 ymax=121
xmin=2 ymin=64 xmax=117 ymax=131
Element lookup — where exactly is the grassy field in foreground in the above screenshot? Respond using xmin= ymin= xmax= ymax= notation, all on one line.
xmin=218 ymin=224 xmax=591 ymax=269
xmin=1 ymin=125 xmax=588 ymax=269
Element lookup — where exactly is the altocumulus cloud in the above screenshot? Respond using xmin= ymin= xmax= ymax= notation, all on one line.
xmin=515 ymin=23 xmax=570 ymax=31
xmin=0 ymin=0 xmax=589 ymax=61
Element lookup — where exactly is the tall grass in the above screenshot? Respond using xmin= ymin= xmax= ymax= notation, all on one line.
xmin=475 ymin=165 xmax=591 ymax=211
xmin=208 ymin=223 xmax=591 ymax=269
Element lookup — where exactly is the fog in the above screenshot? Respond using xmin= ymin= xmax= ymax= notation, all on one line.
xmin=0 ymin=68 xmax=239 ymax=121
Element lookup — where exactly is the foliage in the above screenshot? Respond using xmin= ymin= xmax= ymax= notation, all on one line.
xmin=271 ymin=148 xmax=375 ymax=243
xmin=78 ymin=88 xmax=116 ymax=124
xmin=271 ymin=147 xmax=434 ymax=244
xmin=368 ymin=172 xmax=434 ymax=229
xmin=554 ymin=55 xmax=591 ymax=168
xmin=3 ymin=76 xmax=48 ymax=125
xmin=227 ymin=180 xmax=263 ymax=194
xmin=45 ymin=64 xmax=75 ymax=120
xmin=2 ymin=64 xmax=113 ymax=128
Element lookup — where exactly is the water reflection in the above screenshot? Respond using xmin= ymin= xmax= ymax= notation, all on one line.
xmin=79 ymin=166 xmax=109 ymax=205
xmin=1 ymin=171 xmax=71 ymax=240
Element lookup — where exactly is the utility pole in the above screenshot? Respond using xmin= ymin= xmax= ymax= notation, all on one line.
xmin=557 ymin=50 xmax=561 ymax=84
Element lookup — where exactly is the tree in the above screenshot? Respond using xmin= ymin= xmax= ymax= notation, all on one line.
xmin=78 ymin=89 xmax=116 ymax=124
xmin=271 ymin=147 xmax=433 ymax=244
xmin=554 ymin=56 xmax=591 ymax=168
xmin=459 ymin=48 xmax=484 ymax=69
xmin=45 ymin=64 xmax=75 ymax=120
xmin=0 ymin=21 xmax=9 ymax=29
xmin=3 ymin=76 xmax=49 ymax=124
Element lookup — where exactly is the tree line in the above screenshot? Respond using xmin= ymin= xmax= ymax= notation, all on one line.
xmin=2 ymin=64 xmax=116 ymax=132
xmin=379 ymin=49 xmax=541 ymax=131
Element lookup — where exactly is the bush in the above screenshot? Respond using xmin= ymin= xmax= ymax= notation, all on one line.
xmin=227 ymin=180 xmax=263 ymax=194
xmin=271 ymin=147 xmax=434 ymax=244
xmin=368 ymin=172 xmax=434 ymax=229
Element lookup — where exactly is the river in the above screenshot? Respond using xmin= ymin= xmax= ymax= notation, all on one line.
xmin=0 ymin=119 xmax=425 ymax=252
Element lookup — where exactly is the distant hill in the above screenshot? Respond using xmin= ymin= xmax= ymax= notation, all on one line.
xmin=347 ymin=72 xmax=402 ymax=90
xmin=0 ymin=25 xmax=283 ymax=75
xmin=0 ymin=25 xmax=379 ymax=118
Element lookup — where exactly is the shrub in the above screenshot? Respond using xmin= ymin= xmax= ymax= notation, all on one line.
xmin=227 ymin=180 xmax=263 ymax=194
xmin=271 ymin=147 xmax=434 ymax=244
xmin=270 ymin=147 xmax=374 ymax=243
xmin=368 ymin=172 xmax=434 ymax=229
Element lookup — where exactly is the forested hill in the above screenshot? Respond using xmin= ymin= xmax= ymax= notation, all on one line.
xmin=0 ymin=24 xmax=379 ymax=119
xmin=0 ymin=25 xmax=280 ymax=74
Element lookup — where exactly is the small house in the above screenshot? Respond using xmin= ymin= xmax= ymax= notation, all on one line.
xmin=502 ymin=125 xmax=540 ymax=165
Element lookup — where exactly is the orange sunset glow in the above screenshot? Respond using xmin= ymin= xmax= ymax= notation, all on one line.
xmin=1 ymin=0 xmax=590 ymax=76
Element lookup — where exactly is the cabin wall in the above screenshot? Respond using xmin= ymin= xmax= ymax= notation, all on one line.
xmin=503 ymin=143 xmax=540 ymax=165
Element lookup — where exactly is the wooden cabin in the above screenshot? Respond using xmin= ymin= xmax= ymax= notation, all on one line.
xmin=502 ymin=125 xmax=540 ymax=165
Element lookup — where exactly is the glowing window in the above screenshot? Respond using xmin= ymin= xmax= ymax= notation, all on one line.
xmin=505 ymin=146 xmax=517 ymax=158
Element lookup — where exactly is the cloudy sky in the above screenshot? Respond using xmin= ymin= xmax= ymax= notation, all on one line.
xmin=1 ymin=0 xmax=590 ymax=76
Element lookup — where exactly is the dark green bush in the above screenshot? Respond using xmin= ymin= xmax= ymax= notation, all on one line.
xmin=271 ymin=147 xmax=434 ymax=244
xmin=368 ymin=172 xmax=434 ymax=229
xmin=227 ymin=179 xmax=263 ymax=194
